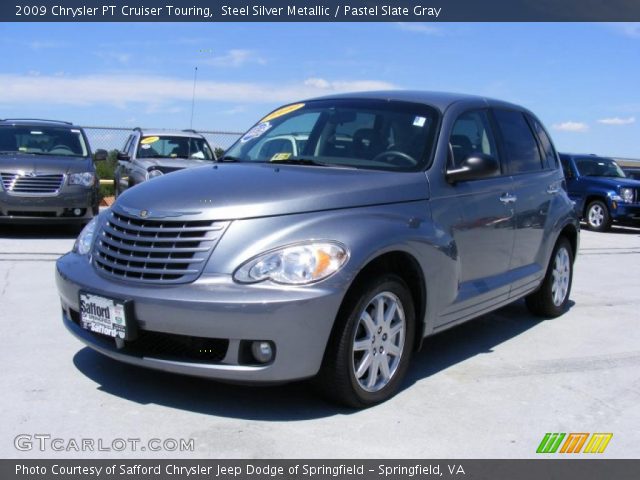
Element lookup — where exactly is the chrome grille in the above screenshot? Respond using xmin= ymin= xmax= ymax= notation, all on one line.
xmin=1 ymin=172 xmax=64 ymax=196
xmin=93 ymin=210 xmax=228 ymax=284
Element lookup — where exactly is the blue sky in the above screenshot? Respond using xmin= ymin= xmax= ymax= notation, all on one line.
xmin=1 ymin=22 xmax=639 ymax=157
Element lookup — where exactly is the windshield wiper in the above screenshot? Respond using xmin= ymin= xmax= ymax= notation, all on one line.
xmin=218 ymin=155 xmax=242 ymax=162
xmin=271 ymin=157 xmax=356 ymax=169
xmin=0 ymin=150 xmax=35 ymax=155
xmin=270 ymin=157 xmax=331 ymax=167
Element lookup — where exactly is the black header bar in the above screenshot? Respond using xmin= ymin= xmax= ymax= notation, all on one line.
xmin=5 ymin=0 xmax=640 ymax=22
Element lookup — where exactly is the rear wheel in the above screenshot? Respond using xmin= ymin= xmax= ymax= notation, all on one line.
xmin=317 ymin=275 xmax=415 ymax=408
xmin=585 ymin=200 xmax=611 ymax=232
xmin=526 ymin=237 xmax=574 ymax=318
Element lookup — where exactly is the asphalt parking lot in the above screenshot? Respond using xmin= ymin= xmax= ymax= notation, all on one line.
xmin=1 ymin=223 xmax=639 ymax=459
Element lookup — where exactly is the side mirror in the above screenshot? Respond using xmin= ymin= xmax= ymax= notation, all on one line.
xmin=446 ymin=153 xmax=499 ymax=183
xmin=116 ymin=151 xmax=130 ymax=161
xmin=93 ymin=149 xmax=108 ymax=161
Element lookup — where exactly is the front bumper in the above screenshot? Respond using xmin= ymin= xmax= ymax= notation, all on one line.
xmin=611 ymin=202 xmax=640 ymax=223
xmin=55 ymin=253 xmax=345 ymax=383
xmin=0 ymin=189 xmax=97 ymax=223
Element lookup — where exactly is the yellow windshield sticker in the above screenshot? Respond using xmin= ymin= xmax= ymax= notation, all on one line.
xmin=270 ymin=153 xmax=292 ymax=161
xmin=261 ymin=103 xmax=305 ymax=123
xmin=140 ymin=136 xmax=160 ymax=144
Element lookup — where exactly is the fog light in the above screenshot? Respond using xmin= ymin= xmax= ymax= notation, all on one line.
xmin=73 ymin=208 xmax=83 ymax=216
xmin=251 ymin=341 xmax=274 ymax=364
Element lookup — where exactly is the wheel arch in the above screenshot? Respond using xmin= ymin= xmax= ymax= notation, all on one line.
xmin=333 ymin=250 xmax=427 ymax=354
xmin=583 ymin=194 xmax=607 ymax=217
xmin=558 ymin=223 xmax=578 ymax=261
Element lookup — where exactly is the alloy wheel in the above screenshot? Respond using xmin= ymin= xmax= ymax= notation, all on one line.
xmin=588 ymin=204 xmax=604 ymax=228
xmin=351 ymin=292 xmax=406 ymax=392
xmin=551 ymin=247 xmax=571 ymax=306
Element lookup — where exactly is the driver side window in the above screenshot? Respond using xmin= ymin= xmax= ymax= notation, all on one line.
xmin=449 ymin=110 xmax=498 ymax=170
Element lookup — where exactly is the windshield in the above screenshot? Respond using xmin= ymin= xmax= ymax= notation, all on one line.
xmin=224 ymin=99 xmax=439 ymax=171
xmin=576 ymin=157 xmax=626 ymax=178
xmin=137 ymin=136 xmax=214 ymax=160
xmin=0 ymin=125 xmax=89 ymax=157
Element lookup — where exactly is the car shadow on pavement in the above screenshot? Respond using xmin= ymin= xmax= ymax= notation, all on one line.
xmin=607 ymin=225 xmax=640 ymax=235
xmin=580 ymin=223 xmax=640 ymax=235
xmin=405 ymin=299 xmax=569 ymax=386
xmin=72 ymin=299 xmax=573 ymax=420
xmin=0 ymin=223 xmax=79 ymax=239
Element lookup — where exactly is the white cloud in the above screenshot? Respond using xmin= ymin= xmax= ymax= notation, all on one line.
xmin=94 ymin=51 xmax=132 ymax=64
xmin=607 ymin=22 xmax=640 ymax=39
xmin=202 ymin=49 xmax=266 ymax=67
xmin=27 ymin=40 xmax=68 ymax=50
xmin=597 ymin=116 xmax=636 ymax=125
xmin=304 ymin=77 xmax=393 ymax=92
xmin=304 ymin=77 xmax=331 ymax=89
xmin=552 ymin=121 xmax=589 ymax=133
xmin=221 ymin=106 xmax=247 ymax=115
xmin=0 ymin=73 xmax=395 ymax=108
xmin=395 ymin=22 xmax=442 ymax=35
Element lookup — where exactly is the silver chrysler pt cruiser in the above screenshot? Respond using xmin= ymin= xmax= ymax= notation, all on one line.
xmin=56 ymin=91 xmax=579 ymax=407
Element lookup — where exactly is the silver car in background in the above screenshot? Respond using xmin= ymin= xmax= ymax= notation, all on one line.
xmin=0 ymin=119 xmax=106 ymax=225
xmin=114 ymin=128 xmax=216 ymax=196
xmin=56 ymin=92 xmax=579 ymax=407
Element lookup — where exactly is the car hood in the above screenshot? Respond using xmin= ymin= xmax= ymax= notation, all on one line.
xmin=116 ymin=163 xmax=430 ymax=220
xmin=582 ymin=176 xmax=640 ymax=189
xmin=0 ymin=154 xmax=92 ymax=174
xmin=138 ymin=158 xmax=213 ymax=170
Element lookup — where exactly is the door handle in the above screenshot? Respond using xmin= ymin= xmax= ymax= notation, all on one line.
xmin=499 ymin=193 xmax=517 ymax=204
xmin=547 ymin=184 xmax=560 ymax=194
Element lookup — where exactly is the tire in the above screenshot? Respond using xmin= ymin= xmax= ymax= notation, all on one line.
xmin=585 ymin=200 xmax=611 ymax=232
xmin=526 ymin=237 xmax=574 ymax=318
xmin=316 ymin=274 xmax=415 ymax=408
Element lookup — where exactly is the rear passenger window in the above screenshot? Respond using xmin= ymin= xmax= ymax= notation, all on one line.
xmin=494 ymin=109 xmax=543 ymax=173
xmin=529 ymin=115 xmax=557 ymax=168
xmin=449 ymin=110 xmax=498 ymax=169
xmin=559 ymin=156 xmax=574 ymax=179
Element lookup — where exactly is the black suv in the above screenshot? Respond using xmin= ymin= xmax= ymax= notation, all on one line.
xmin=114 ymin=128 xmax=216 ymax=196
xmin=0 ymin=119 xmax=106 ymax=225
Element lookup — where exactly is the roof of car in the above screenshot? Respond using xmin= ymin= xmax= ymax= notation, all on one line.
xmin=0 ymin=118 xmax=76 ymax=127
xmin=135 ymin=129 xmax=205 ymax=139
xmin=307 ymin=90 xmax=523 ymax=111
xmin=560 ymin=153 xmax=614 ymax=160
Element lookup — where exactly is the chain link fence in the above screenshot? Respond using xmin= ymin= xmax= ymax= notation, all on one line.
xmin=82 ymin=126 xmax=242 ymax=154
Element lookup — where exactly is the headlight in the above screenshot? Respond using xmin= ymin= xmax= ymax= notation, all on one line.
xmin=233 ymin=241 xmax=349 ymax=285
xmin=73 ymin=217 xmax=98 ymax=255
xmin=68 ymin=172 xmax=95 ymax=187
xmin=147 ymin=169 xmax=163 ymax=179
xmin=620 ymin=187 xmax=634 ymax=203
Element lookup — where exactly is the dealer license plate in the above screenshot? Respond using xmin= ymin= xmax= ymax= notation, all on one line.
xmin=79 ymin=292 xmax=128 ymax=339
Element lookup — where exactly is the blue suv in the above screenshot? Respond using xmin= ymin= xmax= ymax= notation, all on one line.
xmin=560 ymin=153 xmax=640 ymax=231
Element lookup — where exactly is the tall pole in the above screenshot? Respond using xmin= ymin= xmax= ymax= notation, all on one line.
xmin=190 ymin=66 xmax=198 ymax=129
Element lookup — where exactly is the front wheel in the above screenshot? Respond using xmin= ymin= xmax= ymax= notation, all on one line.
xmin=526 ymin=237 xmax=574 ymax=318
xmin=585 ymin=200 xmax=611 ymax=232
xmin=316 ymin=275 xmax=415 ymax=408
